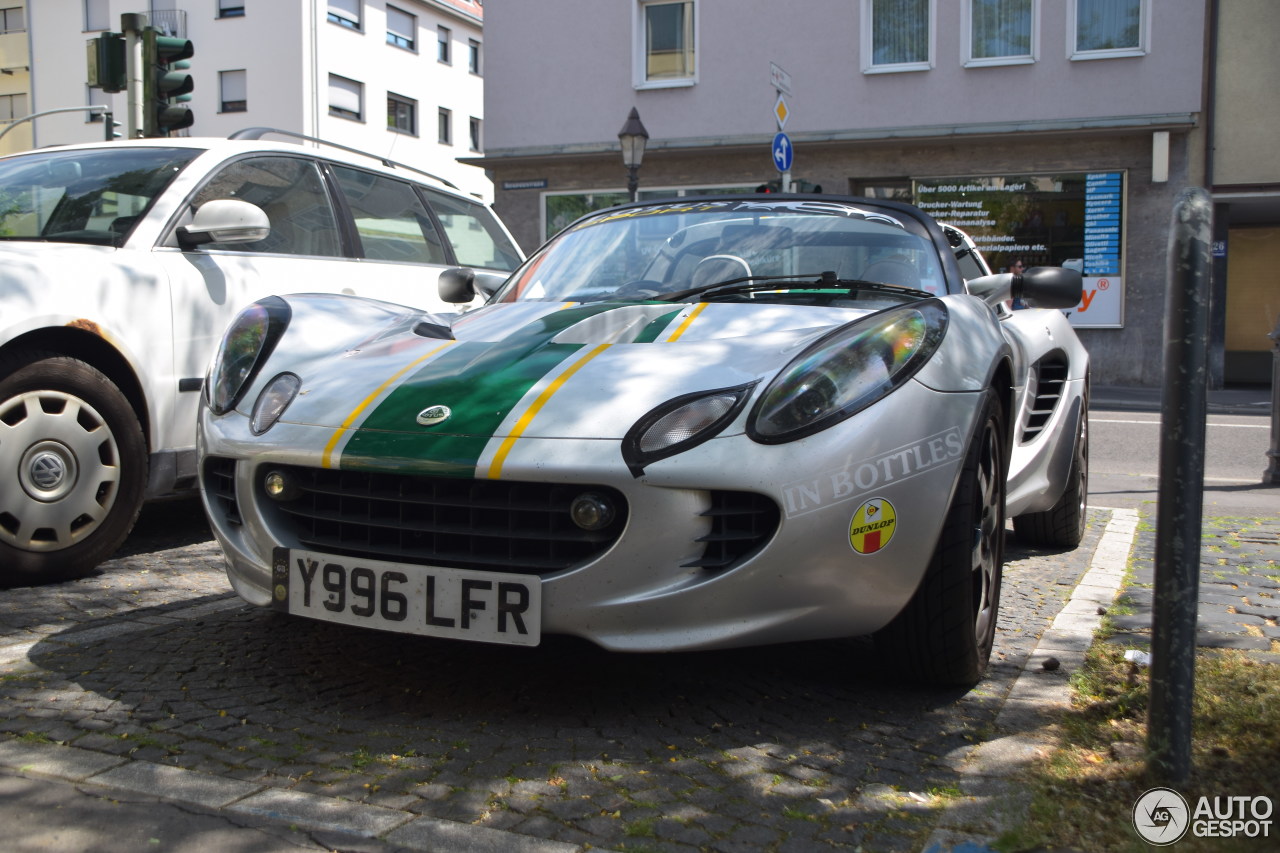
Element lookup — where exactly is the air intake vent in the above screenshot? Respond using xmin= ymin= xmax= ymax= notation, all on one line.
xmin=263 ymin=465 xmax=627 ymax=576
xmin=685 ymin=490 xmax=781 ymax=572
xmin=1021 ymin=355 xmax=1069 ymax=443
xmin=202 ymin=456 xmax=241 ymax=526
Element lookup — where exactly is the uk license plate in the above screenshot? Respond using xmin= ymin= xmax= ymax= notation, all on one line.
xmin=271 ymin=548 xmax=541 ymax=646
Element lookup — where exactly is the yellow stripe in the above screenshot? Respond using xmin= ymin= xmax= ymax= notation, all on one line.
xmin=486 ymin=343 xmax=611 ymax=480
xmin=321 ymin=341 xmax=456 ymax=468
xmin=665 ymin=302 xmax=708 ymax=342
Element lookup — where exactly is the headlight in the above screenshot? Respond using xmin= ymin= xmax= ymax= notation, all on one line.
xmin=207 ymin=296 xmax=291 ymax=415
xmin=623 ymin=382 xmax=756 ymax=475
xmin=748 ymin=301 xmax=948 ymax=443
xmin=251 ymin=373 xmax=301 ymax=434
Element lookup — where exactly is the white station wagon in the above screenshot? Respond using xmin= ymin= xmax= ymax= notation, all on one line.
xmin=0 ymin=131 xmax=523 ymax=584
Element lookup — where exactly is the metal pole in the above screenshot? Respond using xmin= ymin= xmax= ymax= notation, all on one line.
xmin=1148 ymin=187 xmax=1213 ymax=784
xmin=1266 ymin=313 xmax=1280 ymax=485
xmin=122 ymin=13 xmax=147 ymax=139
xmin=0 ymin=106 xmax=109 ymax=143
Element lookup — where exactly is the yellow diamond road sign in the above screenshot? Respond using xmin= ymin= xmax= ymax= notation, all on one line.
xmin=774 ymin=95 xmax=789 ymax=130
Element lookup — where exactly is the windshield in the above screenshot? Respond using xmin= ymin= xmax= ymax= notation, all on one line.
xmin=494 ymin=199 xmax=950 ymax=306
xmin=0 ymin=147 xmax=200 ymax=247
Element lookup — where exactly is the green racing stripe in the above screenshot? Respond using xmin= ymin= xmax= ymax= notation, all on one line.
xmin=337 ymin=303 xmax=622 ymax=477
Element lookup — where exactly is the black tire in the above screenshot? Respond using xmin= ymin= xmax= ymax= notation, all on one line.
xmin=874 ymin=388 xmax=1007 ymax=686
xmin=1013 ymin=392 xmax=1088 ymax=549
xmin=0 ymin=352 xmax=147 ymax=585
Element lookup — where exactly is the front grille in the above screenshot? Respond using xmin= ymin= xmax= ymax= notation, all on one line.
xmin=685 ymin=490 xmax=781 ymax=572
xmin=263 ymin=465 xmax=628 ymax=576
xmin=1021 ymin=354 xmax=1069 ymax=443
xmin=203 ymin=456 xmax=241 ymax=526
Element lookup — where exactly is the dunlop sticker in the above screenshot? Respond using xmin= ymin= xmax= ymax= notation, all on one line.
xmin=849 ymin=498 xmax=897 ymax=555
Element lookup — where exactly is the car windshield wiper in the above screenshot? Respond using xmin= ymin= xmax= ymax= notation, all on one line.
xmin=658 ymin=270 xmax=934 ymax=302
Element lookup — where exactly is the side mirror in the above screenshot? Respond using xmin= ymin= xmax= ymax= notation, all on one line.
xmin=439 ymin=267 xmax=477 ymax=304
xmin=1018 ymin=266 xmax=1083 ymax=310
xmin=177 ymin=199 xmax=270 ymax=248
xmin=967 ymin=267 xmax=1082 ymax=311
xmin=439 ymin=268 xmax=509 ymax=304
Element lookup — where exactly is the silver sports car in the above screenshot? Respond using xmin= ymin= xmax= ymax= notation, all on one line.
xmin=198 ymin=196 xmax=1089 ymax=685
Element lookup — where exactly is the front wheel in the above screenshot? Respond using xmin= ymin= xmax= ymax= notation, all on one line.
xmin=874 ymin=388 xmax=1007 ymax=686
xmin=0 ymin=352 xmax=147 ymax=585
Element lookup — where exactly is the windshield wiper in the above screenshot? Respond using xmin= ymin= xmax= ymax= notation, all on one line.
xmin=658 ymin=270 xmax=933 ymax=302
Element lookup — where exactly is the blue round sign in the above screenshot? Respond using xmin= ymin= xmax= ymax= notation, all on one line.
xmin=771 ymin=132 xmax=793 ymax=172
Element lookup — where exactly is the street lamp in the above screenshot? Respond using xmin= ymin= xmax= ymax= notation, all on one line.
xmin=618 ymin=107 xmax=649 ymax=202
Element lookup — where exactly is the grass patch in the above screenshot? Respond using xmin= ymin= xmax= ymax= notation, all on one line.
xmin=996 ymin=644 xmax=1280 ymax=852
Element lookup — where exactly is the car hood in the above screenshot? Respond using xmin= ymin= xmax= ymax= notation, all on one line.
xmin=272 ymin=298 xmax=879 ymax=473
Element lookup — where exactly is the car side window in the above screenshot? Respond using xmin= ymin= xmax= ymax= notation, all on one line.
xmin=329 ymin=165 xmax=448 ymax=264
xmin=422 ymin=188 xmax=521 ymax=271
xmin=187 ymin=156 xmax=342 ymax=256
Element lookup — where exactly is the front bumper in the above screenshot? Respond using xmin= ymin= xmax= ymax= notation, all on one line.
xmin=198 ymin=379 xmax=980 ymax=652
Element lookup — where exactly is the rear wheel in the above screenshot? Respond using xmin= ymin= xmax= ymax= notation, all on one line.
xmin=874 ymin=388 xmax=1006 ymax=686
xmin=1014 ymin=392 xmax=1088 ymax=549
xmin=0 ymin=352 xmax=147 ymax=585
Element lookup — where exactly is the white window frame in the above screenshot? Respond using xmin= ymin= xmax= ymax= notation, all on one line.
xmin=861 ymin=0 xmax=935 ymax=75
xmin=1069 ymin=0 xmax=1149 ymax=61
xmin=632 ymin=0 xmax=698 ymax=90
xmin=963 ymin=0 xmax=1038 ymax=67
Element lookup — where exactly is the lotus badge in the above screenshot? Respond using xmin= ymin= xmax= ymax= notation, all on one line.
xmin=416 ymin=405 xmax=451 ymax=426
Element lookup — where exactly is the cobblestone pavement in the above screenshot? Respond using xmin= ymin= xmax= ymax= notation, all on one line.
xmin=0 ymin=499 xmax=1110 ymax=852
xmin=1108 ymin=514 xmax=1280 ymax=656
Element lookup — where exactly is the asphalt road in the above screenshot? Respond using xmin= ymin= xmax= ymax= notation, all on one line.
xmin=1089 ymin=407 xmax=1279 ymax=515
xmin=1 ymin=498 xmax=1108 ymax=852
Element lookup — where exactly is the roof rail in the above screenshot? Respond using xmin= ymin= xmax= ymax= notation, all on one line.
xmin=229 ymin=127 xmax=459 ymax=189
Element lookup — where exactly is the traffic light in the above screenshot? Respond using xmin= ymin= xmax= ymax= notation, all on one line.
xmin=755 ymin=181 xmax=782 ymax=193
xmin=86 ymin=32 xmax=126 ymax=93
xmin=793 ymin=180 xmax=823 ymax=194
xmin=143 ymin=27 xmax=194 ymax=137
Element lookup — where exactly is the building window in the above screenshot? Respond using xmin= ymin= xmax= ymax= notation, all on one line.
xmin=386 ymin=5 xmax=415 ymax=50
xmin=437 ymin=26 xmax=451 ymax=63
xmin=328 ymin=74 xmax=363 ymax=121
xmin=965 ymin=0 xmax=1035 ymax=66
xmin=1 ymin=6 xmax=24 ymax=33
xmin=84 ymin=0 xmax=109 ymax=31
xmin=0 ymin=92 xmax=27 ymax=121
xmin=220 ymin=70 xmax=247 ymax=113
xmin=1071 ymin=0 xmax=1147 ymax=59
xmin=327 ymin=0 xmax=361 ymax=31
xmin=469 ymin=117 xmax=481 ymax=151
xmin=635 ymin=0 xmax=695 ymax=88
xmin=388 ymin=93 xmax=416 ymax=134
xmin=862 ymin=0 xmax=934 ymax=73
xmin=468 ymin=39 xmax=481 ymax=74
xmin=217 ymin=0 xmax=245 ymax=18
xmin=437 ymin=108 xmax=451 ymax=145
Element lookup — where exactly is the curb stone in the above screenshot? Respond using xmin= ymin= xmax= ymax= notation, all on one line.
xmin=922 ymin=506 xmax=1140 ymax=853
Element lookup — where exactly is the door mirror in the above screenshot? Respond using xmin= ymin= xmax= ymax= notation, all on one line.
xmin=177 ymin=199 xmax=270 ymax=248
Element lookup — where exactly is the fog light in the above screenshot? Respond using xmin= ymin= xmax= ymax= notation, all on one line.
xmin=263 ymin=469 xmax=300 ymax=502
xmin=570 ymin=492 xmax=615 ymax=530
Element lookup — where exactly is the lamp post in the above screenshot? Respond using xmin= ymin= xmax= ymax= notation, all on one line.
xmin=618 ymin=107 xmax=649 ymax=202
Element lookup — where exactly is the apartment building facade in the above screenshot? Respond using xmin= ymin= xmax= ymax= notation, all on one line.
xmin=476 ymin=0 xmax=1272 ymax=387
xmin=1 ymin=0 xmax=492 ymax=198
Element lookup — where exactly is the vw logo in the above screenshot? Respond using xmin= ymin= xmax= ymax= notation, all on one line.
xmin=416 ymin=405 xmax=452 ymax=426
xmin=29 ymin=452 xmax=66 ymax=490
